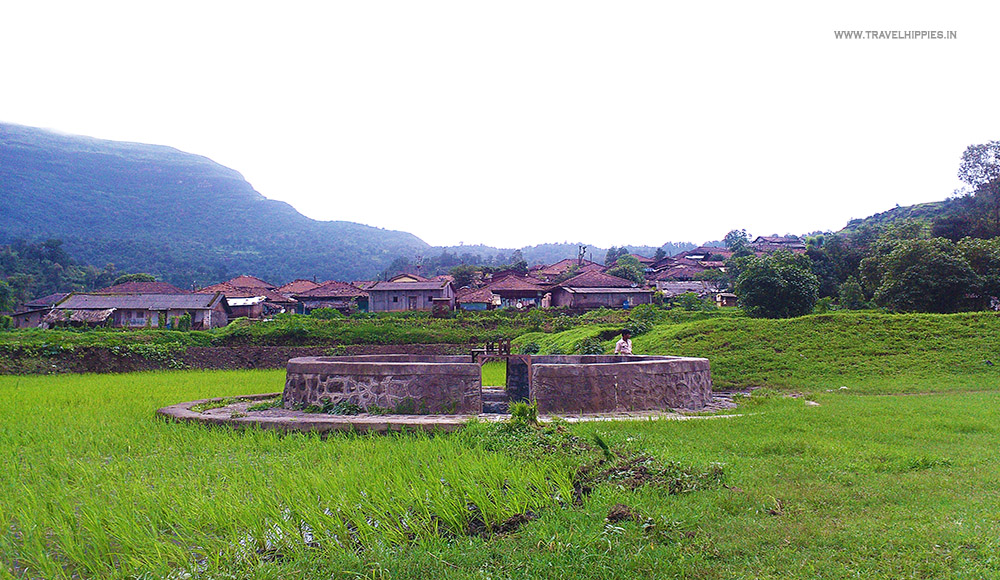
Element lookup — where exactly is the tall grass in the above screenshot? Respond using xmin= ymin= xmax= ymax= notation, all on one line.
xmin=0 ymin=371 xmax=577 ymax=578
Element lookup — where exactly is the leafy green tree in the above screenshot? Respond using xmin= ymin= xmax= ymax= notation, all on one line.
xmin=858 ymin=220 xmax=930 ymax=295
xmin=449 ymin=264 xmax=478 ymax=288
xmin=956 ymin=237 xmax=1000 ymax=304
xmin=869 ymin=238 xmax=981 ymax=313
xmin=724 ymin=229 xmax=750 ymax=251
xmin=734 ymin=251 xmax=819 ymax=318
xmin=652 ymin=247 xmax=667 ymax=262
xmin=838 ymin=276 xmax=866 ymax=310
xmin=806 ymin=246 xmax=839 ymax=298
xmin=606 ymin=255 xmax=645 ymax=284
xmin=604 ymin=246 xmax=628 ymax=266
xmin=958 ymin=140 xmax=1000 ymax=237
xmin=0 ymin=280 xmax=13 ymax=312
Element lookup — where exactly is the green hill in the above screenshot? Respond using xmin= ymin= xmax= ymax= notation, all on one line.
xmin=0 ymin=123 xmax=429 ymax=286
xmin=839 ymin=198 xmax=966 ymax=234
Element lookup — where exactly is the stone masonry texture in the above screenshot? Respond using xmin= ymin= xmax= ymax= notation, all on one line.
xmin=529 ymin=355 xmax=712 ymax=413
xmin=284 ymin=355 xmax=482 ymax=414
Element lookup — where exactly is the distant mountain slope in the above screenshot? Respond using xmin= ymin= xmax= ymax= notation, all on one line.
xmin=0 ymin=123 xmax=429 ymax=286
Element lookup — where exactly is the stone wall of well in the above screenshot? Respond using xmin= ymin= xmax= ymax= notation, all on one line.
xmin=529 ymin=355 xmax=712 ymax=413
xmin=284 ymin=355 xmax=482 ymax=414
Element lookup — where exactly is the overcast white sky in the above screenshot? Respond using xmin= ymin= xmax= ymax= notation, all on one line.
xmin=2 ymin=1 xmax=997 ymax=249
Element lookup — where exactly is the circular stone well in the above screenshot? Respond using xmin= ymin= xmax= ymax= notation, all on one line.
xmin=283 ymin=354 xmax=712 ymax=416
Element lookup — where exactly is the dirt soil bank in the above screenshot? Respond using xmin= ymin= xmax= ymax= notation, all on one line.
xmin=0 ymin=344 xmax=468 ymax=375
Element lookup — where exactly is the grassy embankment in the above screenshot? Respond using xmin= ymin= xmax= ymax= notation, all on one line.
xmin=4 ymin=311 xmax=1000 ymax=578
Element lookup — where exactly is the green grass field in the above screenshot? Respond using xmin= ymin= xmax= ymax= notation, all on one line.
xmin=4 ymin=311 xmax=1000 ymax=578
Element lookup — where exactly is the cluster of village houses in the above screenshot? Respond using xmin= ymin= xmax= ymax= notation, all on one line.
xmin=8 ymin=237 xmax=805 ymax=330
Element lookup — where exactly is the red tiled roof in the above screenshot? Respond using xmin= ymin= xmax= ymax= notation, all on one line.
xmin=487 ymin=275 xmax=545 ymax=291
xmin=276 ymin=279 xmax=320 ymax=294
xmin=753 ymin=236 xmax=802 ymax=244
xmin=650 ymin=264 xmax=707 ymax=281
xmin=693 ymin=246 xmax=732 ymax=256
xmin=370 ymin=279 xmax=452 ymax=291
xmin=389 ymin=273 xmax=429 ymax=282
xmin=456 ymin=287 xmax=494 ymax=304
xmin=532 ymin=259 xmax=601 ymax=277
xmin=628 ymin=254 xmax=655 ymax=264
xmin=296 ymin=281 xmax=368 ymax=298
xmin=557 ymin=270 xmax=636 ymax=288
xmin=197 ymin=282 xmax=233 ymax=294
xmin=196 ymin=282 xmax=293 ymax=303
xmin=351 ymin=280 xmax=379 ymax=290
xmin=93 ymin=281 xmax=192 ymax=294
xmin=24 ymin=293 xmax=70 ymax=308
xmin=223 ymin=275 xmax=275 ymax=289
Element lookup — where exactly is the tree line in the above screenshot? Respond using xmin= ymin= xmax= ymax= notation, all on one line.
xmin=727 ymin=140 xmax=1000 ymax=317
xmin=0 ymin=239 xmax=141 ymax=311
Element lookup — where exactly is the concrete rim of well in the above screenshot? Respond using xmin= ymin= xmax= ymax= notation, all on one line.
xmin=156 ymin=393 xmax=741 ymax=434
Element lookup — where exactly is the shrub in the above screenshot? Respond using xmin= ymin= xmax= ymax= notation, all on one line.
xmin=576 ymin=337 xmax=604 ymax=355
xmin=672 ymin=292 xmax=713 ymax=312
xmin=508 ymin=401 xmax=538 ymax=428
xmin=310 ymin=307 xmax=343 ymax=320
xmin=814 ymin=297 xmax=835 ymax=314
xmin=627 ymin=303 xmax=661 ymax=334
xmin=0 ymin=315 xmax=11 ymax=331
xmin=519 ymin=341 xmax=541 ymax=355
xmin=176 ymin=313 xmax=192 ymax=332
xmin=838 ymin=276 xmax=867 ymax=310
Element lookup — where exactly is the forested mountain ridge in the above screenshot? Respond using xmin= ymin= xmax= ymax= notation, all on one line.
xmin=0 ymin=123 xmax=702 ymax=289
xmin=0 ymin=123 xmax=430 ymax=287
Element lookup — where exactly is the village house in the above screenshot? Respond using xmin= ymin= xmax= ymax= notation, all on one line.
xmin=715 ymin=292 xmax=738 ymax=307
xmin=43 ymin=292 xmax=230 ymax=329
xmin=455 ymin=287 xmax=496 ymax=311
xmin=648 ymin=247 xmax=731 ymax=282
xmin=197 ymin=275 xmax=296 ymax=317
xmin=528 ymin=259 xmax=604 ymax=283
xmin=751 ymin=236 xmax=807 ymax=253
xmin=9 ymin=292 xmax=69 ymax=329
xmin=655 ymin=280 xmax=725 ymax=298
xmin=367 ymin=275 xmax=455 ymax=312
xmin=486 ymin=275 xmax=548 ymax=309
xmin=549 ymin=270 xmax=652 ymax=310
xmin=293 ymin=281 xmax=369 ymax=313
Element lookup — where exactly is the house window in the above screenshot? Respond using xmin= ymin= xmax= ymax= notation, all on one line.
xmin=393 ymin=296 xmax=398 ymax=303
xmin=427 ymin=295 xmax=434 ymax=302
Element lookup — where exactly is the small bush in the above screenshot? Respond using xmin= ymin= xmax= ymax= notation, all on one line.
xmin=176 ymin=313 xmax=192 ymax=332
xmin=508 ymin=401 xmax=538 ymax=428
xmin=519 ymin=341 xmax=541 ymax=355
xmin=310 ymin=307 xmax=343 ymax=320
xmin=576 ymin=337 xmax=604 ymax=355
xmin=0 ymin=315 xmax=11 ymax=331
